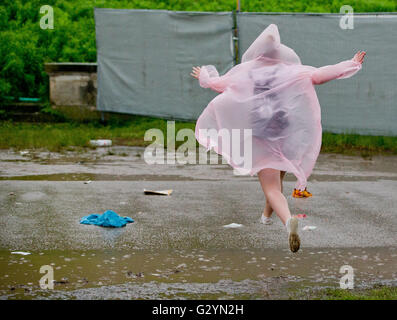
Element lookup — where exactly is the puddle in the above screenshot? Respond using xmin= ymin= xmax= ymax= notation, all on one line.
xmin=0 ymin=173 xmax=204 ymax=181
xmin=1 ymin=172 xmax=396 ymax=182
xmin=1 ymin=247 xmax=396 ymax=299
xmin=1 ymin=148 xmax=397 ymax=299
xmin=1 ymin=148 xmax=397 ymax=182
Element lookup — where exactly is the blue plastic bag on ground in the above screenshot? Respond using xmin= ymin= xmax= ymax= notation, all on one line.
xmin=80 ymin=210 xmax=134 ymax=228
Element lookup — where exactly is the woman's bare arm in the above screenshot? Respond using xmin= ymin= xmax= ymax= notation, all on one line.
xmin=312 ymin=50 xmax=366 ymax=85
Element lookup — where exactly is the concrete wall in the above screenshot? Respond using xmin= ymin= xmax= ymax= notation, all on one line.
xmin=44 ymin=63 xmax=102 ymax=121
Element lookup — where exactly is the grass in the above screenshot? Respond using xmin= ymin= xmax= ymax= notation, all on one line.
xmin=309 ymin=286 xmax=397 ymax=300
xmin=321 ymin=132 xmax=397 ymax=156
xmin=0 ymin=117 xmax=396 ymax=155
xmin=0 ymin=117 xmax=195 ymax=152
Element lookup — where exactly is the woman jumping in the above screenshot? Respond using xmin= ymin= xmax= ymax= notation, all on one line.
xmin=191 ymin=24 xmax=365 ymax=252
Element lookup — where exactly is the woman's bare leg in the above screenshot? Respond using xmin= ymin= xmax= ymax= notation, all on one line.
xmin=258 ymin=168 xmax=300 ymax=252
xmin=258 ymin=169 xmax=290 ymax=224
xmin=263 ymin=171 xmax=286 ymax=218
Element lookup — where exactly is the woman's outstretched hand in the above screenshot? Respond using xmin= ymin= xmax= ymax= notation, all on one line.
xmin=190 ymin=66 xmax=201 ymax=79
xmin=352 ymin=50 xmax=366 ymax=64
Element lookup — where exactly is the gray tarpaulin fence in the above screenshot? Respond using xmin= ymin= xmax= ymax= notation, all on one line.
xmin=237 ymin=13 xmax=397 ymax=136
xmin=95 ymin=9 xmax=397 ymax=136
xmin=95 ymin=9 xmax=234 ymax=121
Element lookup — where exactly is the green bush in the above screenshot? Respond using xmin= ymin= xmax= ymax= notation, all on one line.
xmin=1 ymin=0 xmax=396 ymax=102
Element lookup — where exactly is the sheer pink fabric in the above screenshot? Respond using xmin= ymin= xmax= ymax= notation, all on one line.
xmin=195 ymin=24 xmax=362 ymax=190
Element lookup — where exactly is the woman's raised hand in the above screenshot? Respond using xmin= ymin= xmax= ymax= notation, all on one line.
xmin=190 ymin=66 xmax=201 ymax=79
xmin=352 ymin=50 xmax=366 ymax=64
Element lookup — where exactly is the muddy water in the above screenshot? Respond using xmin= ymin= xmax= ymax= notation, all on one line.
xmin=1 ymin=247 xmax=396 ymax=299
xmin=1 ymin=148 xmax=397 ymax=299
xmin=1 ymin=173 xmax=397 ymax=182
xmin=0 ymin=173 xmax=202 ymax=181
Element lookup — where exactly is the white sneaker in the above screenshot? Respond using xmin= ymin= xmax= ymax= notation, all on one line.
xmin=286 ymin=217 xmax=300 ymax=253
xmin=260 ymin=214 xmax=273 ymax=225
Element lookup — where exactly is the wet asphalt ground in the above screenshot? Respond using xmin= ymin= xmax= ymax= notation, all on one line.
xmin=0 ymin=147 xmax=396 ymax=299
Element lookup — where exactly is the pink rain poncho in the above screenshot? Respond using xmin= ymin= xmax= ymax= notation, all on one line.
xmin=195 ymin=24 xmax=362 ymax=190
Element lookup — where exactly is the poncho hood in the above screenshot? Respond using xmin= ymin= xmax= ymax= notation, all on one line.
xmin=241 ymin=24 xmax=301 ymax=65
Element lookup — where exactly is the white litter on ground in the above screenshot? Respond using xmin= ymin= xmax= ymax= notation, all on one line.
xmin=11 ymin=251 xmax=31 ymax=255
xmin=302 ymin=226 xmax=317 ymax=231
xmin=143 ymin=189 xmax=173 ymax=196
xmin=89 ymin=139 xmax=112 ymax=147
xmin=223 ymin=223 xmax=243 ymax=228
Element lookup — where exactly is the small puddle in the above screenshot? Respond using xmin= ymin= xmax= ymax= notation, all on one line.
xmin=1 ymin=247 xmax=396 ymax=299
xmin=0 ymin=173 xmax=202 ymax=181
xmin=1 ymin=173 xmax=396 ymax=182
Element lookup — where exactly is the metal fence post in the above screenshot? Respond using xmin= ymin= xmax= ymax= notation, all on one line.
xmin=232 ymin=9 xmax=240 ymax=65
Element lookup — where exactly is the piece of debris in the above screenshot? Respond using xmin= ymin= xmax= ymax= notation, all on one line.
xmin=11 ymin=251 xmax=31 ymax=256
xmin=84 ymin=180 xmax=92 ymax=184
xmin=20 ymin=151 xmax=29 ymax=156
xmin=89 ymin=139 xmax=112 ymax=147
xmin=127 ymin=271 xmax=144 ymax=278
xmin=54 ymin=277 xmax=69 ymax=285
xmin=143 ymin=189 xmax=173 ymax=196
xmin=223 ymin=223 xmax=243 ymax=228
xmin=302 ymin=226 xmax=317 ymax=231
xmin=296 ymin=214 xmax=307 ymax=219
xmin=8 ymin=192 xmax=15 ymax=196
xmin=263 ymin=290 xmax=270 ymax=297
xmin=80 ymin=210 xmax=134 ymax=228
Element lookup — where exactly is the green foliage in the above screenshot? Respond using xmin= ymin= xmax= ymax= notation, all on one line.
xmin=314 ymin=285 xmax=397 ymax=300
xmin=1 ymin=0 xmax=396 ymax=101
xmin=39 ymin=103 xmax=67 ymax=122
xmin=322 ymin=131 xmax=397 ymax=155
